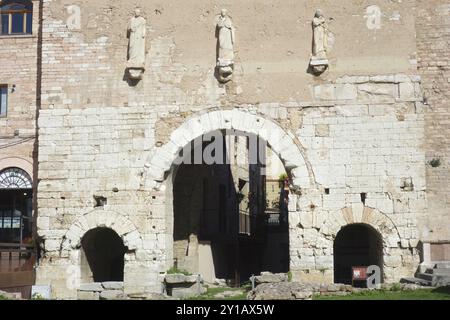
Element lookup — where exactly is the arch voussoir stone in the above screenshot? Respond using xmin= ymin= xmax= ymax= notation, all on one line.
xmin=142 ymin=110 xmax=314 ymax=189
xmin=323 ymin=206 xmax=401 ymax=248
xmin=63 ymin=209 xmax=142 ymax=251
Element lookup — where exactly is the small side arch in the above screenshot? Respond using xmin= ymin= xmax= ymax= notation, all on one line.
xmin=322 ymin=204 xmax=401 ymax=248
xmin=62 ymin=209 xmax=143 ymax=251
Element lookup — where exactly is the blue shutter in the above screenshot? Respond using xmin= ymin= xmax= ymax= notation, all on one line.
xmin=0 ymin=86 xmax=7 ymax=116
xmin=1 ymin=14 xmax=9 ymax=35
xmin=11 ymin=12 xmax=24 ymax=33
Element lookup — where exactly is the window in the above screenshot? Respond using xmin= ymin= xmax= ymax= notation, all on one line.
xmin=0 ymin=167 xmax=33 ymax=189
xmin=0 ymin=1 xmax=33 ymax=35
xmin=0 ymin=167 xmax=33 ymax=243
xmin=0 ymin=85 xmax=7 ymax=116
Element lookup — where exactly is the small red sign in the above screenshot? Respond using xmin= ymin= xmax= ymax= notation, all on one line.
xmin=352 ymin=266 xmax=368 ymax=280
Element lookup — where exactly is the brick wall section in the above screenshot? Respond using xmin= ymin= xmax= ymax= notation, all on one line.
xmin=0 ymin=0 xmax=40 ymax=171
xmin=416 ymin=1 xmax=450 ymax=241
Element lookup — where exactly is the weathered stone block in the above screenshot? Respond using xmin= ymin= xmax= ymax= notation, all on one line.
xmin=335 ymin=84 xmax=357 ymax=100
xmin=100 ymin=290 xmax=125 ymax=300
xmin=79 ymin=283 xmax=103 ymax=292
xmin=254 ymin=272 xmax=288 ymax=284
xmin=102 ymin=282 xmax=124 ymax=290
xmin=313 ymin=84 xmax=335 ymax=101
xmin=169 ymin=283 xmax=205 ymax=299
xmin=399 ymin=82 xmax=416 ymax=101
xmin=315 ymin=124 xmax=330 ymax=137
xmin=165 ymin=274 xmax=199 ymax=284
xmin=358 ymin=83 xmax=398 ymax=101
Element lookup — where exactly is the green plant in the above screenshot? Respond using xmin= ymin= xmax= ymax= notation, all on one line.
xmin=240 ymin=281 xmax=252 ymax=291
xmin=166 ymin=266 xmax=192 ymax=276
xmin=279 ymin=173 xmax=288 ymax=181
xmin=188 ymin=285 xmax=250 ymax=301
xmin=287 ymin=271 xmax=293 ymax=282
xmin=429 ymin=158 xmax=441 ymax=168
xmin=314 ymin=287 xmax=450 ymax=300
xmin=31 ymin=293 xmax=46 ymax=300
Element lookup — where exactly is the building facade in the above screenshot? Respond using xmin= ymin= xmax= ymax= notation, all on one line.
xmin=0 ymin=0 xmax=449 ymax=299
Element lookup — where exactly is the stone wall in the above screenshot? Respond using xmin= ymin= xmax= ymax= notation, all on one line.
xmin=416 ymin=0 xmax=450 ymax=243
xmin=287 ymin=74 xmax=425 ymax=283
xmin=33 ymin=0 xmax=441 ymax=298
xmin=37 ymin=0 xmax=419 ymax=112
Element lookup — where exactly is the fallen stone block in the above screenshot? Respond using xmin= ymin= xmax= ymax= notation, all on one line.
xmin=165 ymin=274 xmax=200 ymax=284
xmin=100 ymin=290 xmax=126 ymax=300
xmin=102 ymin=282 xmax=124 ymax=290
xmin=79 ymin=283 xmax=103 ymax=292
xmin=254 ymin=272 xmax=288 ymax=284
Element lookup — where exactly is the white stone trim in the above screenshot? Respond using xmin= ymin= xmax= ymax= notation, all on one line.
xmin=323 ymin=205 xmax=402 ymax=248
xmin=62 ymin=209 xmax=143 ymax=251
xmin=141 ymin=109 xmax=313 ymax=189
xmin=0 ymin=157 xmax=33 ymax=180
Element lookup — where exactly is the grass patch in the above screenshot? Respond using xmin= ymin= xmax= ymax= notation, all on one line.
xmin=188 ymin=286 xmax=249 ymax=300
xmin=166 ymin=267 xmax=192 ymax=276
xmin=0 ymin=295 xmax=7 ymax=300
xmin=314 ymin=287 xmax=450 ymax=300
xmin=239 ymin=281 xmax=253 ymax=291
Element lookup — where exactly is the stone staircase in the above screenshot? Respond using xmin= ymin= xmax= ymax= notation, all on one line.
xmin=401 ymin=262 xmax=450 ymax=287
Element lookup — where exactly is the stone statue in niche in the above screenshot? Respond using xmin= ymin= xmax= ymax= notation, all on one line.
xmin=309 ymin=9 xmax=330 ymax=75
xmin=216 ymin=9 xmax=235 ymax=83
xmin=126 ymin=9 xmax=146 ymax=80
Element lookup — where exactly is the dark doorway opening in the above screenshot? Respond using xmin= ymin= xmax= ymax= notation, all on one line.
xmin=0 ymin=189 xmax=33 ymax=243
xmin=333 ymin=223 xmax=383 ymax=285
xmin=81 ymin=227 xmax=126 ymax=282
xmin=172 ymin=131 xmax=289 ymax=286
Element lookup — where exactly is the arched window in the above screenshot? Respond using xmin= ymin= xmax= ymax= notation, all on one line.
xmin=0 ymin=167 xmax=32 ymax=189
xmin=0 ymin=0 xmax=33 ymax=35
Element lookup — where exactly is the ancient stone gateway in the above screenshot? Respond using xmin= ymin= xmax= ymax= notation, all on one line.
xmin=29 ymin=1 xmax=445 ymax=300
xmin=142 ymin=110 xmax=314 ymax=282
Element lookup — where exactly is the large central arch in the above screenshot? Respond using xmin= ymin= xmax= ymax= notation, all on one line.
xmin=142 ymin=110 xmax=315 ymax=278
xmin=141 ymin=110 xmax=314 ymax=190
